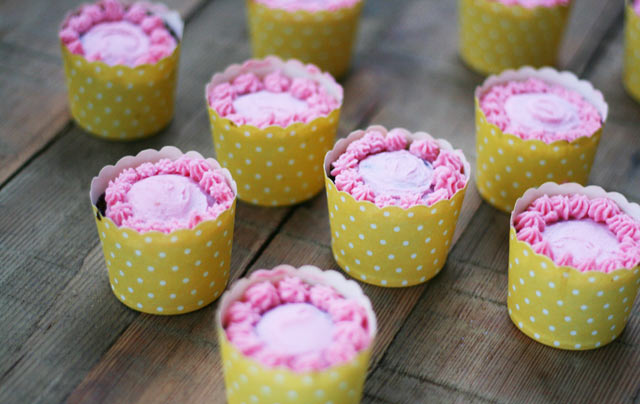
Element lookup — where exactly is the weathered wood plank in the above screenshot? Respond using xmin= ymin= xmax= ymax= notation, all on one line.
xmin=0 ymin=0 xmax=208 ymax=186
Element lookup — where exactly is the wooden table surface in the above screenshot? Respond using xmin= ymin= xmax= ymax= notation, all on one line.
xmin=1 ymin=0 xmax=639 ymax=403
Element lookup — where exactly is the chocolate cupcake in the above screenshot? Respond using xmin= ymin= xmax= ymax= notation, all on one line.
xmin=90 ymin=147 xmax=237 ymax=314
xmin=60 ymin=0 xmax=182 ymax=140
xmin=217 ymin=265 xmax=377 ymax=404
xmin=508 ymin=183 xmax=640 ymax=349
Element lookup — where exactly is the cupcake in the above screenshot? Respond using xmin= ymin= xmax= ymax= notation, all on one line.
xmin=206 ymin=57 xmax=343 ymax=207
xmin=217 ymin=265 xmax=376 ymax=404
xmin=246 ymin=0 xmax=365 ymax=78
xmin=324 ymin=126 xmax=470 ymax=287
xmin=459 ymin=0 xmax=572 ymax=75
xmin=624 ymin=0 xmax=640 ymax=103
xmin=508 ymin=183 xmax=640 ymax=350
xmin=90 ymin=146 xmax=237 ymax=314
xmin=475 ymin=67 xmax=608 ymax=213
xmin=59 ymin=0 xmax=183 ymax=140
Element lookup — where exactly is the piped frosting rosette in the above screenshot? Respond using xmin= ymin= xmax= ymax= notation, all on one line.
xmin=475 ymin=67 xmax=608 ymax=213
xmin=206 ymin=57 xmax=343 ymax=207
xmin=216 ymin=264 xmax=377 ymax=404
xmin=459 ymin=0 xmax=572 ymax=75
xmin=90 ymin=146 xmax=237 ymax=315
xmin=246 ymin=0 xmax=365 ymax=78
xmin=60 ymin=0 xmax=183 ymax=140
xmin=624 ymin=0 xmax=640 ymax=103
xmin=324 ymin=126 xmax=471 ymax=288
xmin=508 ymin=182 xmax=640 ymax=350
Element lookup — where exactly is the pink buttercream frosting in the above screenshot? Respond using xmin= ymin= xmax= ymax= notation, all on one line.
xmin=59 ymin=0 xmax=177 ymax=67
xmin=253 ymin=0 xmax=361 ymax=12
xmin=207 ymin=69 xmax=340 ymax=128
xmin=330 ymin=129 xmax=468 ymax=209
xmin=104 ymin=157 xmax=235 ymax=233
xmin=487 ymin=0 xmax=570 ymax=8
xmin=635 ymin=0 xmax=640 ymax=15
xmin=224 ymin=276 xmax=370 ymax=372
xmin=480 ymin=78 xmax=602 ymax=144
xmin=515 ymin=194 xmax=640 ymax=272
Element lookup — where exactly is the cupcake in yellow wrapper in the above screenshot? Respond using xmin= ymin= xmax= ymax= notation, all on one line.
xmin=216 ymin=264 xmax=377 ymax=404
xmin=508 ymin=183 xmax=640 ymax=350
xmin=90 ymin=146 xmax=237 ymax=315
xmin=624 ymin=0 xmax=640 ymax=103
xmin=459 ymin=0 xmax=572 ymax=75
xmin=324 ymin=126 xmax=471 ymax=288
xmin=246 ymin=0 xmax=365 ymax=78
xmin=206 ymin=57 xmax=343 ymax=207
xmin=475 ymin=67 xmax=608 ymax=213
xmin=60 ymin=2 xmax=183 ymax=140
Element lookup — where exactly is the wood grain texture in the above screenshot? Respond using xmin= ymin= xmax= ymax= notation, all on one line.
xmin=1 ymin=0 xmax=639 ymax=403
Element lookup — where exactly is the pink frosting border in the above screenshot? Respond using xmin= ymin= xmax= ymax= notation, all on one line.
xmin=59 ymin=0 xmax=183 ymax=67
xmin=476 ymin=67 xmax=609 ymax=145
xmin=205 ymin=56 xmax=344 ymax=130
xmin=324 ymin=126 xmax=471 ymax=210
xmin=216 ymin=265 xmax=377 ymax=373
xmin=511 ymin=183 xmax=640 ymax=274
xmin=253 ymin=0 xmax=362 ymax=12
xmin=487 ymin=0 xmax=570 ymax=8
xmin=90 ymin=146 xmax=238 ymax=235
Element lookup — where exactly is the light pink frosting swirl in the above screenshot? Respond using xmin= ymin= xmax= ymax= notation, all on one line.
xmin=59 ymin=0 xmax=177 ymax=67
xmin=331 ymin=129 xmax=468 ymax=209
xmin=254 ymin=0 xmax=361 ymax=12
xmin=635 ymin=0 xmax=640 ymax=16
xmin=514 ymin=194 xmax=640 ymax=272
xmin=488 ymin=0 xmax=570 ymax=8
xmin=480 ymin=78 xmax=602 ymax=144
xmin=207 ymin=69 xmax=339 ymax=128
xmin=104 ymin=157 xmax=235 ymax=233
xmin=224 ymin=277 xmax=370 ymax=372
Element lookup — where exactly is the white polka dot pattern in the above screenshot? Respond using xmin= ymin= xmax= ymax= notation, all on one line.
xmin=61 ymin=45 xmax=180 ymax=140
xmin=246 ymin=0 xmax=364 ymax=78
xmin=324 ymin=177 xmax=467 ymax=288
xmin=94 ymin=202 xmax=235 ymax=315
xmin=208 ymin=108 xmax=339 ymax=207
xmin=624 ymin=3 xmax=640 ymax=103
xmin=507 ymin=228 xmax=640 ymax=350
xmin=474 ymin=99 xmax=602 ymax=213
xmin=219 ymin=328 xmax=370 ymax=404
xmin=459 ymin=0 xmax=571 ymax=75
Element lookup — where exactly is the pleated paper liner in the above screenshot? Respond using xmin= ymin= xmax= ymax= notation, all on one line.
xmin=246 ymin=0 xmax=365 ymax=78
xmin=216 ymin=265 xmax=377 ymax=404
xmin=459 ymin=0 xmax=571 ymax=75
xmin=475 ymin=67 xmax=609 ymax=213
xmin=324 ymin=126 xmax=470 ymax=288
xmin=206 ymin=57 xmax=343 ymax=207
xmin=60 ymin=3 xmax=183 ymax=141
xmin=624 ymin=0 xmax=640 ymax=103
xmin=90 ymin=147 xmax=237 ymax=315
xmin=508 ymin=182 xmax=640 ymax=350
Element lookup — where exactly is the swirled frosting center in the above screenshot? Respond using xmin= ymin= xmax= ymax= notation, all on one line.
xmin=358 ymin=150 xmax=434 ymax=197
xmin=81 ymin=21 xmax=150 ymax=66
xmin=127 ymin=174 xmax=213 ymax=223
xmin=542 ymin=219 xmax=620 ymax=265
xmin=233 ymin=91 xmax=309 ymax=121
xmin=505 ymin=93 xmax=580 ymax=133
xmin=256 ymin=303 xmax=334 ymax=356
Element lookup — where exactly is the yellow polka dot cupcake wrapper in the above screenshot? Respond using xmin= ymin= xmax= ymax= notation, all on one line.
xmin=206 ymin=57 xmax=343 ymax=207
xmin=246 ymin=0 xmax=365 ymax=78
xmin=624 ymin=1 xmax=640 ymax=103
xmin=60 ymin=4 xmax=183 ymax=141
xmin=508 ymin=182 xmax=640 ymax=350
xmin=475 ymin=67 xmax=609 ymax=213
xmin=324 ymin=126 xmax=470 ymax=288
xmin=90 ymin=147 xmax=238 ymax=315
xmin=216 ymin=265 xmax=377 ymax=404
xmin=459 ymin=0 xmax=571 ymax=75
